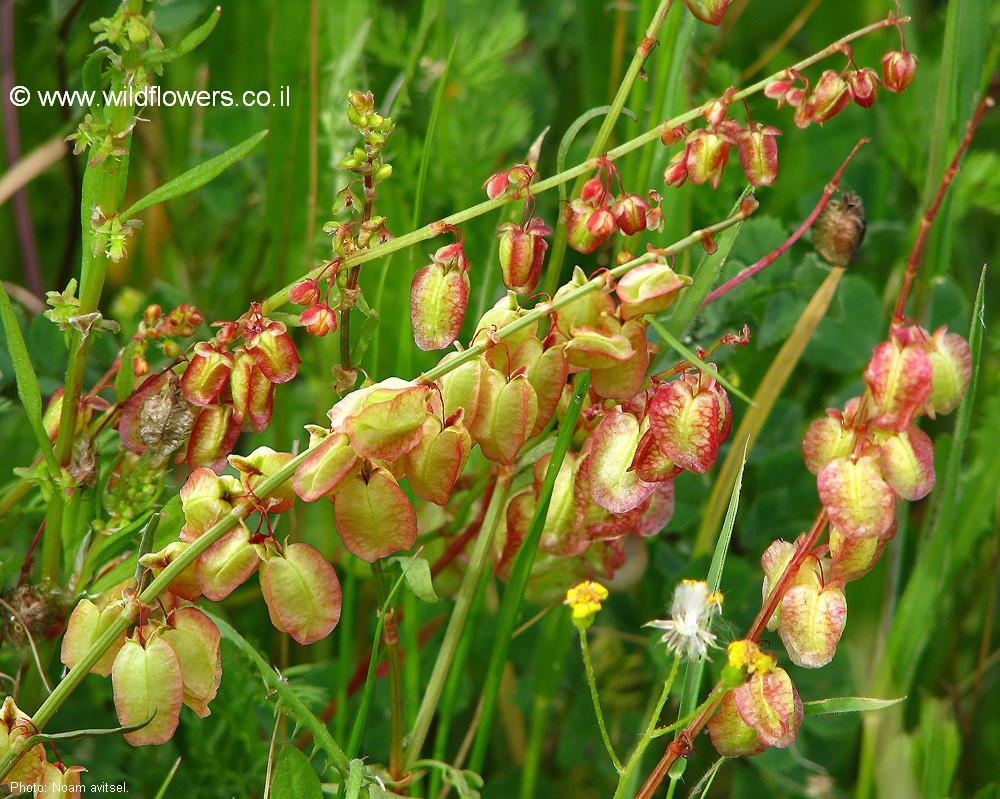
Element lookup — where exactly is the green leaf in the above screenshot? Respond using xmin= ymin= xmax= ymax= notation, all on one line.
xmin=202 ymin=610 xmax=350 ymax=774
xmin=0 ymin=283 xmax=61 ymax=479
xmin=664 ymin=185 xmax=754 ymax=339
xmin=271 ymin=746 xmax=323 ymax=799
xmin=121 ymin=130 xmax=268 ymax=218
xmin=388 ymin=554 xmax=440 ymax=603
xmin=148 ymin=7 xmax=222 ymax=66
xmin=151 ymin=757 xmax=182 ymax=799
xmin=803 ymin=696 xmax=906 ymax=717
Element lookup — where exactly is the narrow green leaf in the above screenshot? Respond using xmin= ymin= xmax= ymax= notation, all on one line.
xmin=556 ymin=105 xmax=613 ymax=203
xmin=271 ymin=746 xmax=323 ymax=799
xmin=149 ymin=7 xmax=222 ymax=66
xmin=469 ymin=373 xmax=591 ymax=772
xmin=0 ymin=284 xmax=60 ymax=478
xmin=121 ymin=130 xmax=268 ymax=218
xmin=646 ymin=316 xmax=752 ymax=405
xmin=151 ymin=757 xmax=182 ymax=799
xmin=203 ymin=610 xmax=350 ymax=774
xmin=665 ymin=186 xmax=753 ymax=339
xmin=803 ymin=696 xmax=906 ymax=717
xmin=672 ymin=443 xmax=747 ymax=785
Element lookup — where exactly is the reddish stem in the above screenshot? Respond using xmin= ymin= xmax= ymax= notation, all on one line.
xmin=893 ymin=95 xmax=995 ymax=322
xmin=636 ymin=512 xmax=829 ymax=799
xmin=702 ymin=138 xmax=869 ymax=308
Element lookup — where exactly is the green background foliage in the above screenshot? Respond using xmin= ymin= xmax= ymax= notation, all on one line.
xmin=1 ymin=0 xmax=997 ymax=796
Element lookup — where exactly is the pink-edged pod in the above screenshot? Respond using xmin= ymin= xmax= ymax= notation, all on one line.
xmin=333 ymin=466 xmax=418 ymax=562
xmin=258 ymin=542 xmax=342 ymax=645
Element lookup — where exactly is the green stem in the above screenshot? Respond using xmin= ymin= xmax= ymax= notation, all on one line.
xmin=0 ymin=446 xmax=315 ymax=780
xmin=261 ymin=12 xmax=905 ymax=317
xmin=371 ymin=559 xmax=405 ymax=779
xmin=47 ymin=2 xmax=147 ymax=583
xmin=613 ymin=655 xmax=681 ymax=799
xmin=579 ymin=625 xmax=624 ymax=774
xmin=543 ymin=0 xmax=677 ymax=298
xmin=403 ymin=474 xmax=512 ymax=768
xmin=423 ymin=202 xmax=755 ymax=384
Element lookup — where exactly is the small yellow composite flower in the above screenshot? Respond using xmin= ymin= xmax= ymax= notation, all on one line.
xmin=645 ymin=579 xmax=724 ymax=661
xmin=564 ymin=581 xmax=609 ymax=628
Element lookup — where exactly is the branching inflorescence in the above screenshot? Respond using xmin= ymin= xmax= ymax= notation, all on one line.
xmin=0 ymin=0 xmax=986 ymax=795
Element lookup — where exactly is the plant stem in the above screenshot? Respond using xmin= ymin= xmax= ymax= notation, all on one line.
xmin=262 ymin=12 xmax=908 ymax=317
xmin=613 ymin=655 xmax=680 ymax=799
xmin=371 ymin=559 xmax=405 ymax=779
xmin=700 ymin=137 xmax=869 ymax=307
xmin=893 ymin=94 xmax=994 ymax=322
xmin=578 ymin=625 xmax=624 ymax=774
xmin=542 ymin=0 xmax=677 ymax=297
xmin=404 ymin=474 xmax=512 ymax=768
xmin=0 ymin=446 xmax=315 ymax=781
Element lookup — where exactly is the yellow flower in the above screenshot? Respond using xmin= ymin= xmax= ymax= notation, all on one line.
xmin=564 ymin=581 xmax=609 ymax=624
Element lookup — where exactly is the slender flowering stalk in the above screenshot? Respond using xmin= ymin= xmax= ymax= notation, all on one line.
xmin=261 ymin=12 xmax=910 ymax=315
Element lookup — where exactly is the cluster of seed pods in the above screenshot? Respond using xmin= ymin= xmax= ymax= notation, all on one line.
xmin=707 ymin=321 xmax=971 ymax=757
xmin=116 ymin=302 xmax=301 ymax=471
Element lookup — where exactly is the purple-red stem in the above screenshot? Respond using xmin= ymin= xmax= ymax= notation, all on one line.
xmin=701 ymin=138 xmax=869 ymax=308
xmin=635 ymin=510 xmax=829 ymax=799
xmin=893 ymin=95 xmax=995 ymax=322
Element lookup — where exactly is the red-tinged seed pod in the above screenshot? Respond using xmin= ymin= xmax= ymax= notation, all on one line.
xmin=333 ymin=467 xmax=418 ymax=562
xmin=805 ymin=70 xmax=852 ymax=125
xmin=682 ymin=0 xmax=731 ymax=25
xmin=580 ymin=176 xmax=606 ymax=205
xmin=731 ymin=666 xmax=803 ymax=748
xmin=737 ymin=123 xmax=781 ymax=187
xmin=259 ymin=542 xmax=342 ymax=645
xmin=662 ymin=150 xmax=689 ymax=187
xmin=876 ymin=425 xmax=935 ymax=501
xmin=708 ymin=689 xmax=769 ymax=757
xmin=565 ymin=201 xmax=616 ymax=254
xmin=180 ymin=342 xmax=234 ymax=407
xmin=924 ymin=327 xmax=972 ymax=417
xmin=817 ymin=455 xmax=896 ymax=539
xmin=863 ymin=326 xmax=932 ymax=431
xmin=779 ymin=582 xmax=847 ymax=669
xmin=498 ymin=218 xmax=552 ymax=295
xmin=764 ymin=75 xmax=795 ymax=107
xmin=587 ymin=410 xmax=657 ymax=514
xmin=611 ymin=193 xmax=650 ymax=236
xmin=685 ymin=129 xmax=731 ymax=189
xmin=289 ymin=278 xmax=321 ymax=306
xmin=410 ymin=261 xmax=470 ymax=351
xmin=616 ymin=261 xmax=691 ymax=320
xmin=648 ymin=373 xmax=730 ymax=473
xmin=802 ymin=406 xmax=857 ymax=475
xmin=299 ymin=303 xmax=338 ymax=337
xmin=483 ymin=170 xmax=510 ymax=200
xmin=881 ymin=50 xmax=918 ymax=93
xmin=245 ymin=320 xmax=300 ymax=384
xmin=847 ymin=67 xmax=879 ymax=109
